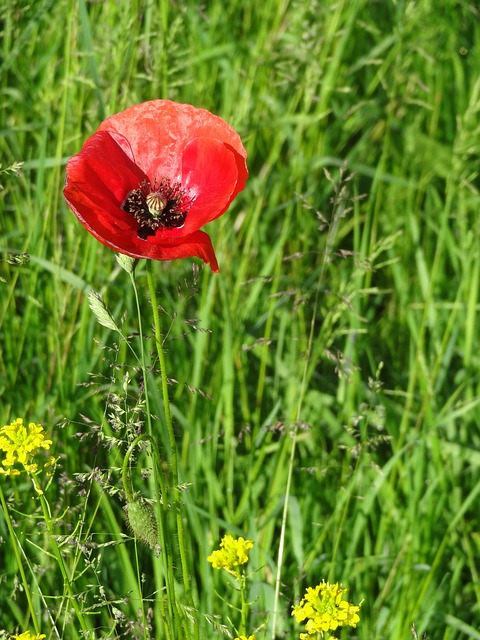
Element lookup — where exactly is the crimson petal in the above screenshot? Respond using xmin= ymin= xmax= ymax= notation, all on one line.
xmin=64 ymin=131 xmax=147 ymax=236
xmin=128 ymin=230 xmax=220 ymax=272
xmin=98 ymin=100 xmax=247 ymax=184
xmin=181 ymin=137 xmax=240 ymax=234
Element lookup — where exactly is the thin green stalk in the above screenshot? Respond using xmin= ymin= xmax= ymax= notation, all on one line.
xmin=38 ymin=492 xmax=90 ymax=634
xmin=132 ymin=537 xmax=150 ymax=640
xmin=159 ymin=0 xmax=169 ymax=98
xmin=145 ymin=261 xmax=197 ymax=636
xmin=0 ymin=483 xmax=42 ymax=636
xmin=122 ymin=431 xmax=171 ymax=629
xmin=271 ymin=179 xmax=346 ymax=637
xmin=129 ymin=268 xmax=177 ymax=637
xmin=270 ymin=302 xmax=317 ymax=638
xmin=122 ymin=434 xmax=167 ymax=505
xmin=239 ymin=573 xmax=249 ymax=635
xmin=270 ymin=429 xmax=298 ymax=640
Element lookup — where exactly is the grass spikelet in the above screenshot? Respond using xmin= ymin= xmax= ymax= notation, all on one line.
xmin=87 ymin=289 xmax=120 ymax=332
xmin=115 ymin=253 xmax=136 ymax=274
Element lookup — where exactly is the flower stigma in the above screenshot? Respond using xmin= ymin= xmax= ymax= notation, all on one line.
xmin=122 ymin=178 xmax=191 ymax=239
xmin=146 ymin=191 xmax=167 ymax=215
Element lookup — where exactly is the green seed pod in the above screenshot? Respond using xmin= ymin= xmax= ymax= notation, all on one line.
xmin=125 ymin=500 xmax=159 ymax=551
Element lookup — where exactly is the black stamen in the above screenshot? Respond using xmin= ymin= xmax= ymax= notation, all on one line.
xmin=121 ymin=179 xmax=190 ymax=239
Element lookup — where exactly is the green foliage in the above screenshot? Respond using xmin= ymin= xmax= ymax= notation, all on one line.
xmin=1 ymin=0 xmax=480 ymax=638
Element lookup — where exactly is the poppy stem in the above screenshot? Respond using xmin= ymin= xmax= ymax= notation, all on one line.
xmin=146 ymin=260 xmax=197 ymax=637
xmin=122 ymin=433 xmax=166 ymax=507
xmin=130 ymin=267 xmax=177 ymax=637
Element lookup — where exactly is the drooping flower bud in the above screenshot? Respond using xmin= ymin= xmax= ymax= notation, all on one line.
xmin=125 ymin=500 xmax=159 ymax=551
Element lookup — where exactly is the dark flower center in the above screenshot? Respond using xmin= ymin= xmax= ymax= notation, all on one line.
xmin=121 ymin=179 xmax=191 ymax=239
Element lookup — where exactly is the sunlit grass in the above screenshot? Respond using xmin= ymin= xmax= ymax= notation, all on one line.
xmin=1 ymin=0 xmax=480 ymax=638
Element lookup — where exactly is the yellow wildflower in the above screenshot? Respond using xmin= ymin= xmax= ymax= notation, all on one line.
xmin=10 ymin=632 xmax=46 ymax=640
xmin=0 ymin=419 xmax=57 ymax=489
xmin=207 ymin=534 xmax=254 ymax=576
xmin=234 ymin=636 xmax=255 ymax=640
xmin=292 ymin=580 xmax=362 ymax=639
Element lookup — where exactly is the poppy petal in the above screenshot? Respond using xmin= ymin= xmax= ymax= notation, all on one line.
xmin=136 ymin=230 xmax=220 ymax=273
xmin=98 ymin=100 xmax=248 ymax=186
xmin=181 ymin=137 xmax=240 ymax=234
xmin=75 ymin=223 xmax=219 ymax=273
xmin=64 ymin=131 xmax=147 ymax=234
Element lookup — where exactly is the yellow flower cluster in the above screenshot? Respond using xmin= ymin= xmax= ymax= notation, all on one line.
xmin=292 ymin=580 xmax=362 ymax=639
xmin=207 ymin=534 xmax=254 ymax=576
xmin=10 ymin=632 xmax=46 ymax=640
xmin=234 ymin=635 xmax=255 ymax=640
xmin=0 ymin=418 xmax=56 ymax=484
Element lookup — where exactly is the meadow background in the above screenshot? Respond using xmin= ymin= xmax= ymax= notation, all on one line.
xmin=1 ymin=0 xmax=480 ymax=638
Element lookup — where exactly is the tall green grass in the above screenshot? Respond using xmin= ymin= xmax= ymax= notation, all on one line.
xmin=1 ymin=0 xmax=480 ymax=638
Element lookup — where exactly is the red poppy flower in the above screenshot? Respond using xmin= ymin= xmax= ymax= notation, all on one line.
xmin=63 ymin=100 xmax=248 ymax=272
